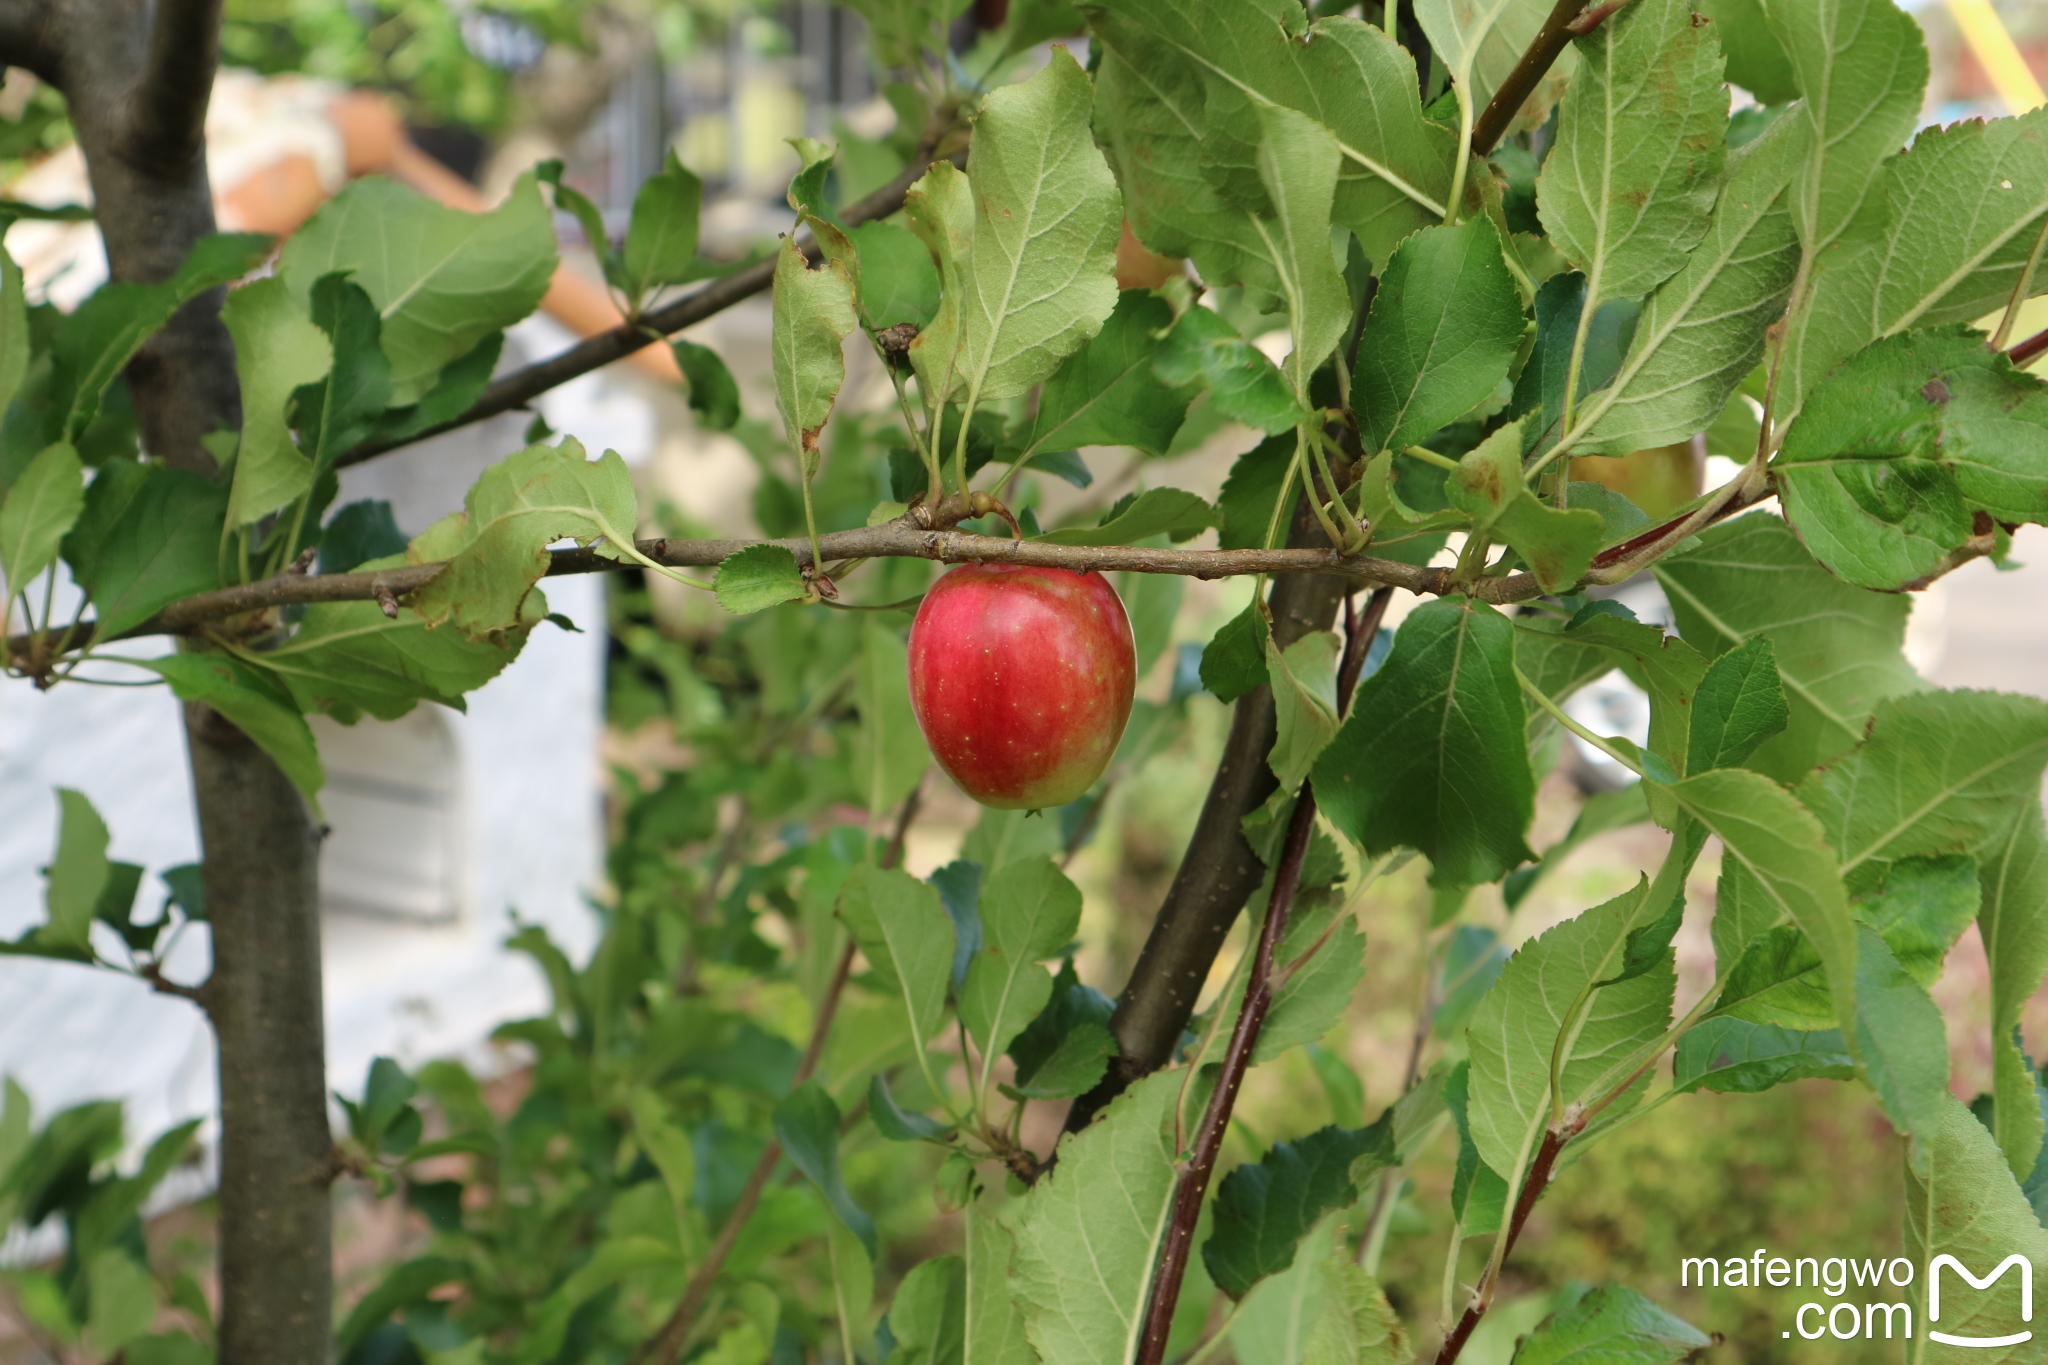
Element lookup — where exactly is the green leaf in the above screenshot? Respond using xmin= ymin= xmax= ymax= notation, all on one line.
xmin=888 ymin=1255 xmax=966 ymax=1365
xmin=0 ymin=441 xmax=82 ymax=595
xmin=841 ymin=0 xmax=959 ymax=68
xmin=1258 ymin=897 xmax=1367 ymax=1062
xmin=1268 ymin=631 xmax=1341 ymax=790
xmin=317 ymin=500 xmax=407 ymax=575
xmin=961 ymin=857 xmax=1081 ymax=1067
xmin=513 ymin=1238 xmax=679 ymax=1365
xmin=1303 ymin=1249 xmax=1407 ymax=1365
xmin=773 ymin=1081 xmax=877 ymax=1257
xmin=847 ymin=221 xmax=940 ymax=334
xmin=1783 ymin=106 xmax=2048 ymax=422
xmin=1797 ymin=690 xmax=2048 ymax=878
xmin=1537 ymin=0 xmax=1727 ymax=309
xmin=1514 ymin=274 xmax=1642 ymax=455
xmin=1686 ymin=638 xmax=1789 ymax=774
xmin=1663 ymin=768 xmax=1855 ymax=1035
xmin=140 ymin=653 xmax=325 ymax=800
xmin=671 ymin=339 xmax=742 ymax=432
xmin=911 ymin=49 xmax=1120 ymax=407
xmin=1219 ymin=435 xmax=1295 ymax=551
xmin=1772 ymin=0 xmax=1928 ymax=251
xmin=221 ymin=276 xmax=332 ymax=527
xmin=74 ymin=464 xmax=228 ymax=639
xmin=1417 ymin=0 xmax=1575 ymax=139
xmin=772 ymin=236 xmax=860 ymax=475
xmin=1034 ymin=487 xmax=1215 ymax=546
xmin=852 ymin=620 xmax=929 ymax=819
xmin=1089 ymin=1 xmax=1452 ymax=273
xmin=1356 ymin=218 xmax=1525 ymax=456
xmin=966 ymin=1203 xmax=1036 ymax=1365
xmin=1777 ymin=328 xmax=2048 ymax=589
xmin=0 ymin=246 xmax=27 ymax=441
xmin=715 ymin=543 xmax=808 ymax=615
xmin=1003 ymin=1021 xmax=1115 ymax=1099
xmin=1852 ymin=925 xmax=1950 ymax=1167
xmin=1982 ymin=803 xmax=2048 ymax=1182
xmin=1904 ymin=1094 xmax=2048 ymax=1364
xmin=1514 ymin=1284 xmax=1709 ymax=1365
xmin=1654 ymin=511 xmax=1922 ymax=781
xmin=1204 ymin=1117 xmax=1396 ymax=1299
xmin=1151 ymin=307 xmax=1304 ymax=434
xmin=1250 ymin=102 xmax=1351 ymax=388
xmin=1314 ymin=597 xmax=1536 ymax=888
xmin=1550 ymin=611 xmax=1708 ymax=793
xmin=1861 ymin=854 xmax=1982 ymax=987
xmin=49 ymin=234 xmax=270 ymax=441
xmin=282 ymin=172 xmax=555 ymax=403
xmin=1768 ymin=0 xmax=1931 ymax=415
xmin=1570 ymin=115 xmax=1804 ymax=457
xmin=1465 ymin=880 xmax=1674 ymax=1181
xmin=1203 ymin=600 xmax=1271 ymax=703
xmin=868 ymin=1073 xmax=952 ymax=1143
xmin=296 ymin=274 xmax=394 ymax=466
xmin=1009 ymin=1070 xmax=1180 ymax=1365
xmin=1444 ymin=421 xmax=1605 ymax=592
xmin=1010 ymin=956 xmax=1115 ymax=1083
xmin=405 ymin=438 xmax=639 ymax=642
xmin=368 ymin=331 xmax=502 ymax=445
xmin=837 ymin=865 xmax=955 ymax=1056
xmin=260 ymin=568 xmax=531 ymax=721
xmin=1672 ymin=1017 xmax=1853 ymax=1094
xmin=1027 ymin=291 xmax=1193 ymax=458
xmin=623 ymin=151 xmax=704 ymax=296
xmin=42 ymin=788 xmax=110 ymax=953
xmin=1696 ymin=0 xmax=1798 ymax=102
xmin=1231 ymin=1219 xmax=1337 ymax=1365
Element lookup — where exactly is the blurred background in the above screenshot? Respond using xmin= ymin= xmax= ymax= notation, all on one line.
xmin=3 ymin=0 xmax=2048 ymax=1361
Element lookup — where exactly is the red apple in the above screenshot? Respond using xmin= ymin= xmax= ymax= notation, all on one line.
xmin=907 ymin=563 xmax=1138 ymax=811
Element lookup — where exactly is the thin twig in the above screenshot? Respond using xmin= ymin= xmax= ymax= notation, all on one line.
xmin=1433 ymin=1113 xmax=1584 ymax=1365
xmin=2009 ymin=322 xmax=2048 ymax=368
xmin=1133 ymin=595 xmax=1385 ymax=1365
xmin=1470 ymin=0 xmax=1617 ymax=158
xmin=1135 ymin=777 xmax=1323 ymax=1365
xmin=6 ymin=524 xmax=1533 ymax=661
xmin=633 ymin=786 xmax=920 ymax=1365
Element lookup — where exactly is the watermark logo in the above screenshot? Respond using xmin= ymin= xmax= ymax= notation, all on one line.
xmin=1927 ymin=1254 xmax=2033 ymax=1349
xmin=1677 ymin=1248 xmax=2037 ymax=1344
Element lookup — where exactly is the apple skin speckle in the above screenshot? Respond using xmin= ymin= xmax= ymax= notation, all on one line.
xmin=906 ymin=563 xmax=1137 ymax=810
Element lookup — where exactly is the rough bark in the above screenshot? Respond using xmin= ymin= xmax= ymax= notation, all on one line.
xmin=0 ymin=5 xmax=337 ymax=1360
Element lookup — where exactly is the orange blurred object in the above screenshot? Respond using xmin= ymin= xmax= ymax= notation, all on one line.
xmin=1114 ymin=220 xmax=1185 ymax=290
xmin=221 ymin=86 xmax=682 ymax=385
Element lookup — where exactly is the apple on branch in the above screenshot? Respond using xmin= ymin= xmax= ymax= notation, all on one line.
xmin=907 ymin=564 xmax=1137 ymax=811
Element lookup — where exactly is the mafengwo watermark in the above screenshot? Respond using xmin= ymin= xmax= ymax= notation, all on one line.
xmin=1681 ymin=1249 xmax=2036 ymax=1345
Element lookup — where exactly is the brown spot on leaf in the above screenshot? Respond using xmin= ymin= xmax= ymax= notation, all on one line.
xmin=877 ymin=322 xmax=919 ymax=356
xmin=1921 ymin=378 xmax=1951 ymax=404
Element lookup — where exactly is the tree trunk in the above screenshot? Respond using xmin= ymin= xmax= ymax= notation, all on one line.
xmin=1 ymin=3 xmax=338 ymax=1357
xmin=188 ymin=706 xmax=334 ymax=1363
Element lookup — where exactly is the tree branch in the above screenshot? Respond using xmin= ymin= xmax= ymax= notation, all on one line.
xmin=1470 ymin=0 xmax=1606 ymax=158
xmin=2008 ymin=322 xmax=2048 ymax=369
xmin=335 ymin=146 xmax=968 ymax=470
xmin=632 ymin=787 xmax=921 ymax=1365
xmin=123 ymin=0 xmax=221 ymax=171
xmin=5 ymin=523 xmax=1533 ymax=663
